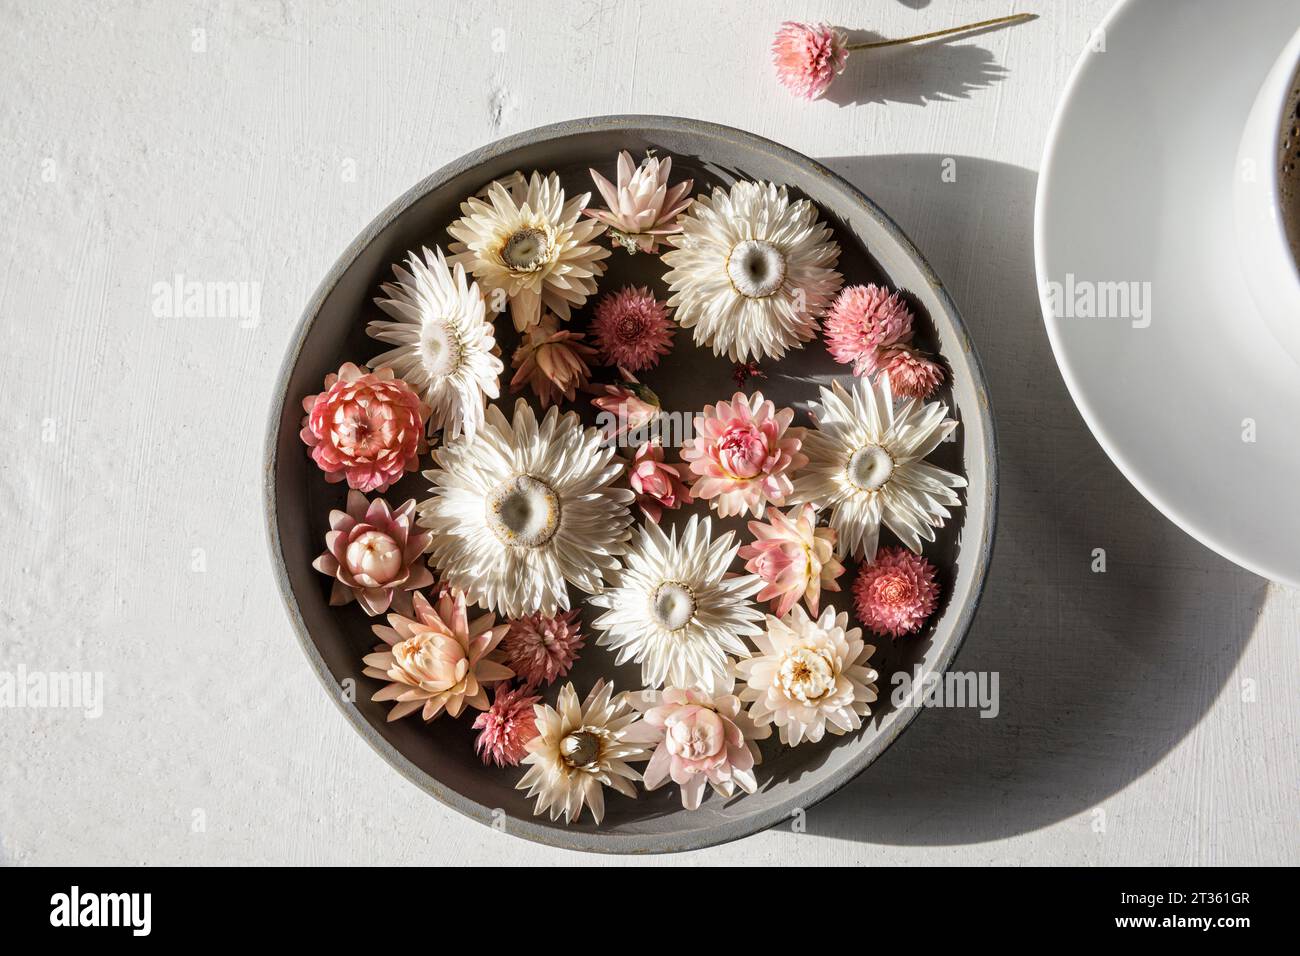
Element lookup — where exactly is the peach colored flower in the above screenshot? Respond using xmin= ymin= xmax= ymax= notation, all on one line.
xmin=682 ymin=391 xmax=807 ymax=518
xmin=627 ymin=441 xmax=693 ymax=523
xmin=510 ymin=313 xmax=597 ymax=407
xmin=590 ymin=286 xmax=675 ymax=371
xmin=472 ymin=685 xmax=540 ymax=767
xmin=739 ymin=503 xmax=844 ymax=618
xmin=880 ymin=346 xmax=945 ymax=399
xmin=363 ymin=590 xmax=513 ymax=721
xmin=495 ymin=609 xmax=585 ymax=690
xmin=300 ymin=362 xmax=428 ymax=493
xmin=823 ymin=284 xmax=914 ymax=377
xmin=312 ymin=490 xmax=433 ymax=616
xmin=772 ymin=21 xmax=848 ymax=100
xmin=852 ymin=546 xmax=939 ymax=638
xmin=585 ymin=150 xmax=694 ymax=254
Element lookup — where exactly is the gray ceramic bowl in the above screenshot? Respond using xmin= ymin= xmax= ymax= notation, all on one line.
xmin=264 ymin=115 xmax=997 ymax=854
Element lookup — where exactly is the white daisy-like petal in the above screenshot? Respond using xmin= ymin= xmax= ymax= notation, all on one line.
xmin=447 ymin=170 xmax=611 ymax=332
xmin=661 ymin=180 xmax=843 ymax=361
xmin=367 ymin=246 xmax=503 ymax=440
xmin=589 ymin=515 xmax=764 ymax=694
xmin=790 ymin=374 xmax=967 ymax=560
xmin=419 ymin=399 xmax=634 ymax=617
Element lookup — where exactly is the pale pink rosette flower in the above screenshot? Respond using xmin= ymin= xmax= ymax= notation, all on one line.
xmin=739 ymin=503 xmax=845 ymax=618
xmin=585 ymin=150 xmax=694 ymax=254
xmin=589 ymin=374 xmax=661 ymax=445
xmin=363 ymin=590 xmax=513 ymax=722
xmin=590 ymin=286 xmax=675 ymax=371
xmin=823 ymin=284 xmax=914 ymax=377
xmin=771 ymin=21 xmax=848 ymax=100
xmin=627 ymin=441 xmax=693 ymax=523
xmin=300 ymin=362 xmax=429 ymax=493
xmin=880 ymin=347 xmax=945 ymax=399
xmin=852 ymin=546 xmax=939 ymax=638
xmin=510 ymin=313 xmax=597 ymax=408
xmin=624 ymin=683 xmax=770 ymax=810
xmin=472 ymin=685 xmax=541 ymax=767
xmin=312 ymin=490 xmax=434 ymax=616
xmin=682 ymin=391 xmax=807 ymax=518
xmin=495 ymin=609 xmax=585 ymax=690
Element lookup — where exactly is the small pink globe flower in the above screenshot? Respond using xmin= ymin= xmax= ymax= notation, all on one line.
xmin=300 ymin=362 xmax=428 ymax=493
xmin=590 ymin=286 xmax=675 ymax=372
xmin=472 ymin=684 xmax=541 ymax=767
xmin=682 ymin=391 xmax=807 ymax=518
xmin=824 ymin=284 xmax=914 ymax=377
xmin=880 ymin=346 xmax=945 ymax=399
xmin=312 ymin=490 xmax=434 ymax=616
xmin=853 ymin=546 xmax=940 ymax=638
xmin=771 ymin=21 xmax=849 ymax=101
xmin=627 ymin=441 xmax=693 ymax=523
xmin=494 ymin=609 xmax=585 ymax=690
xmin=739 ymin=503 xmax=845 ymax=618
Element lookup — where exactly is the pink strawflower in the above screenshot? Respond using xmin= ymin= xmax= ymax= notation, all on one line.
xmin=739 ymin=503 xmax=845 ymax=618
xmin=772 ymin=21 xmax=848 ymax=100
xmin=682 ymin=390 xmax=807 ymax=518
xmin=312 ymin=490 xmax=434 ymax=616
xmin=472 ymin=684 xmax=541 ymax=767
xmin=880 ymin=346 xmax=945 ymax=399
xmin=853 ymin=546 xmax=940 ymax=638
xmin=495 ymin=609 xmax=585 ymax=690
xmin=585 ymin=150 xmax=694 ymax=254
xmin=627 ymin=441 xmax=693 ymax=523
xmin=300 ymin=362 xmax=428 ymax=492
xmin=590 ymin=286 xmax=675 ymax=371
xmin=624 ymin=685 xmax=771 ymax=810
xmin=509 ymin=313 xmax=597 ymax=407
xmin=589 ymin=373 xmax=662 ymax=444
xmin=824 ymin=284 xmax=914 ymax=377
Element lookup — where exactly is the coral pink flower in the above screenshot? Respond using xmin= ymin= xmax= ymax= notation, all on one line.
xmin=624 ymin=685 xmax=770 ymax=810
xmin=853 ymin=546 xmax=940 ymax=638
xmin=312 ymin=490 xmax=434 ymax=616
xmin=590 ymin=286 xmax=675 ymax=371
xmin=510 ymin=313 xmax=597 ymax=408
xmin=585 ymin=150 xmax=695 ymax=254
xmin=472 ymin=684 xmax=541 ymax=767
xmin=682 ymin=391 xmax=807 ymax=518
xmin=880 ymin=346 xmax=945 ymax=399
xmin=494 ymin=609 xmax=585 ymax=690
xmin=627 ymin=441 xmax=693 ymax=523
xmin=363 ymin=590 xmax=513 ymax=721
xmin=772 ymin=21 xmax=848 ymax=100
xmin=300 ymin=362 xmax=428 ymax=493
xmin=824 ymin=284 xmax=914 ymax=377
xmin=589 ymin=374 xmax=662 ymax=444
xmin=739 ymin=503 xmax=845 ymax=618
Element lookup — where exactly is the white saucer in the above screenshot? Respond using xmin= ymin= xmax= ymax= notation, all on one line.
xmin=1036 ymin=0 xmax=1300 ymax=587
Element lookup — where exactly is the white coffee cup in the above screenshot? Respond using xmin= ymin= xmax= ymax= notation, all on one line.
xmin=1235 ymin=26 xmax=1300 ymax=367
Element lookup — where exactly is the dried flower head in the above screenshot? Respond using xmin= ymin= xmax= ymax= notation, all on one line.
xmin=852 ymin=546 xmax=939 ymax=638
xmin=585 ymin=150 xmax=694 ymax=254
xmin=590 ymin=374 xmax=662 ymax=445
xmin=739 ymin=503 xmax=844 ymax=618
xmin=590 ymin=286 xmax=675 ymax=371
xmin=473 ymin=684 xmax=541 ymax=767
xmin=312 ymin=490 xmax=434 ymax=616
xmin=771 ymin=22 xmax=848 ymax=100
xmin=824 ymin=284 xmax=914 ymax=377
xmin=627 ymin=440 xmax=693 ymax=523
xmin=496 ymin=609 xmax=585 ymax=690
xmin=510 ymin=313 xmax=598 ymax=407
xmin=880 ymin=347 xmax=945 ymax=399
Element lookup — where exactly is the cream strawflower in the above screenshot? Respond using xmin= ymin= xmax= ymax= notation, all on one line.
xmin=735 ymin=605 xmax=878 ymax=747
xmin=589 ymin=515 xmax=764 ymax=694
xmin=367 ymin=246 xmax=503 ymax=440
xmin=517 ymin=681 xmax=647 ymax=825
xmin=661 ymin=180 xmax=842 ymax=361
xmin=791 ymin=374 xmax=966 ymax=559
xmin=448 ymin=170 xmax=610 ymax=332
xmin=419 ymin=399 xmax=634 ymax=618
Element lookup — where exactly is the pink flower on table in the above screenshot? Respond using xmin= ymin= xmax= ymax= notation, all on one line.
xmin=589 ymin=374 xmax=661 ymax=444
xmin=312 ymin=490 xmax=434 ymax=616
xmin=739 ymin=503 xmax=845 ymax=618
xmin=584 ymin=150 xmax=694 ymax=254
xmin=880 ymin=346 xmax=945 ymax=399
xmin=771 ymin=21 xmax=848 ymax=101
xmin=624 ymin=685 xmax=770 ymax=810
xmin=472 ymin=684 xmax=541 ymax=767
xmin=590 ymin=285 xmax=675 ymax=371
xmin=852 ymin=546 xmax=940 ymax=638
xmin=627 ymin=441 xmax=693 ymax=523
xmin=300 ymin=362 xmax=428 ymax=493
xmin=823 ymin=284 xmax=914 ymax=377
xmin=509 ymin=313 xmax=597 ymax=408
xmin=682 ymin=390 xmax=807 ymax=518
xmin=494 ymin=609 xmax=585 ymax=690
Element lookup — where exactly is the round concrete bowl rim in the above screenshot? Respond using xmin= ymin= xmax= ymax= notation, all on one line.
xmin=263 ymin=114 xmax=999 ymax=854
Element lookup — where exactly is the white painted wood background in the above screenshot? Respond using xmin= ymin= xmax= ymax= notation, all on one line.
xmin=1 ymin=0 xmax=1296 ymax=866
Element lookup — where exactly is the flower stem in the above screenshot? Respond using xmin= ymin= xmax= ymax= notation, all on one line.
xmin=845 ymin=13 xmax=1037 ymax=51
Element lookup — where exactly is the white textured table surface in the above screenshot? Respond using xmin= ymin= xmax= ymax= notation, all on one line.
xmin=2 ymin=0 xmax=1296 ymax=866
